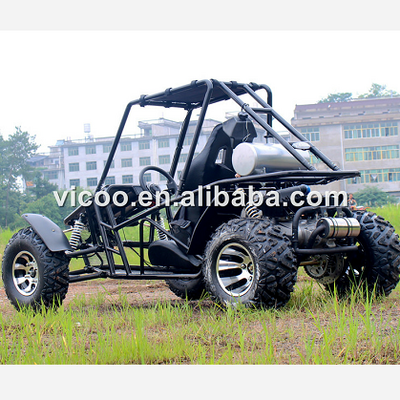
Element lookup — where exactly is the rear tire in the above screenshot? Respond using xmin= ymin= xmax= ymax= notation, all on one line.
xmin=2 ymin=227 xmax=70 ymax=311
xmin=203 ymin=218 xmax=297 ymax=308
xmin=165 ymin=275 xmax=206 ymax=300
xmin=325 ymin=211 xmax=400 ymax=297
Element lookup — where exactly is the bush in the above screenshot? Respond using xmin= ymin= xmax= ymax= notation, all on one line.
xmin=353 ymin=186 xmax=398 ymax=208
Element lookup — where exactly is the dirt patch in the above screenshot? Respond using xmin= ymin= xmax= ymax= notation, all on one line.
xmin=0 ymin=279 xmax=181 ymax=316
xmin=65 ymin=279 xmax=177 ymax=304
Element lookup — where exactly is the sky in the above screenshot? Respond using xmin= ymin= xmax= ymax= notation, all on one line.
xmin=1 ymin=30 xmax=400 ymax=152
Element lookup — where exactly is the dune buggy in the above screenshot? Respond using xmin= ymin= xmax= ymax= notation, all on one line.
xmin=2 ymin=79 xmax=400 ymax=311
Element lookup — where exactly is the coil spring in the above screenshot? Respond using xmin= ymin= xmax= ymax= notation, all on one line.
xmin=69 ymin=220 xmax=85 ymax=249
xmin=156 ymin=217 xmax=168 ymax=240
xmin=245 ymin=203 xmax=262 ymax=218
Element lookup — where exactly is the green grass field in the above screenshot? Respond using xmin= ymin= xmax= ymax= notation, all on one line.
xmin=0 ymin=205 xmax=399 ymax=364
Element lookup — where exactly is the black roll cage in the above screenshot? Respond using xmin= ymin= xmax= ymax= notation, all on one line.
xmin=66 ymin=79 xmax=360 ymax=283
xmin=97 ymin=79 xmax=351 ymax=195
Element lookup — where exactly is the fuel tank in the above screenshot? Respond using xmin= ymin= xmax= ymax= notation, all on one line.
xmin=232 ymin=142 xmax=310 ymax=176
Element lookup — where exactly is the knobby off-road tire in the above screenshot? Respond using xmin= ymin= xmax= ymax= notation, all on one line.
xmin=2 ymin=227 xmax=70 ymax=311
xmin=165 ymin=275 xmax=206 ymax=300
xmin=203 ymin=218 xmax=297 ymax=308
xmin=325 ymin=211 xmax=400 ymax=297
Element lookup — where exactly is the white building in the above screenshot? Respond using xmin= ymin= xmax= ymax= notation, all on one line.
xmin=31 ymin=118 xmax=221 ymax=190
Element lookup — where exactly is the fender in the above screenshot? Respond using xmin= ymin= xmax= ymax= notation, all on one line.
xmin=22 ymin=213 xmax=72 ymax=252
xmin=188 ymin=203 xmax=241 ymax=255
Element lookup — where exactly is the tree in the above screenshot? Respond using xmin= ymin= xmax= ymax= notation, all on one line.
xmin=0 ymin=127 xmax=38 ymax=227
xmin=19 ymin=192 xmax=66 ymax=228
xmin=318 ymin=84 xmax=400 ymax=104
xmin=353 ymin=186 xmax=398 ymax=208
xmin=358 ymin=83 xmax=399 ymax=99
xmin=318 ymin=92 xmax=353 ymax=103
xmin=25 ymin=170 xmax=58 ymax=200
xmin=14 ymin=187 xmax=87 ymax=229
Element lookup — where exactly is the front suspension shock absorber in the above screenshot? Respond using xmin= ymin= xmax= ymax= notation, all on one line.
xmin=156 ymin=215 xmax=168 ymax=240
xmin=245 ymin=202 xmax=262 ymax=218
xmin=69 ymin=219 xmax=85 ymax=249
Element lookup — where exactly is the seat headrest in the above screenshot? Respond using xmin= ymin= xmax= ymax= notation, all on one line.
xmin=222 ymin=113 xmax=257 ymax=148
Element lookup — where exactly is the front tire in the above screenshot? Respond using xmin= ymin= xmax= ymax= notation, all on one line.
xmin=203 ymin=218 xmax=297 ymax=308
xmin=325 ymin=211 xmax=400 ymax=297
xmin=2 ymin=227 xmax=70 ymax=311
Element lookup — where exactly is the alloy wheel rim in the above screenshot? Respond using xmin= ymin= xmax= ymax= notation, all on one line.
xmin=12 ymin=251 xmax=39 ymax=296
xmin=216 ymin=243 xmax=254 ymax=297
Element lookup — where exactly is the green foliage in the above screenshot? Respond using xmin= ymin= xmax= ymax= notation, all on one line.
xmin=0 ymin=127 xmax=39 ymax=228
xmin=358 ymin=83 xmax=399 ymax=99
xmin=0 ymin=127 xmax=61 ymax=229
xmin=370 ymin=204 xmax=400 ymax=232
xmin=0 ymin=127 xmax=38 ymax=188
xmin=319 ymin=83 xmax=400 ymax=103
xmin=18 ymin=193 xmax=66 ymax=228
xmin=0 ymin=190 xmax=28 ymax=230
xmin=16 ymin=187 xmax=87 ymax=229
xmin=25 ymin=170 xmax=58 ymax=201
xmin=353 ymin=186 xmax=398 ymax=207
xmin=319 ymin=92 xmax=353 ymax=103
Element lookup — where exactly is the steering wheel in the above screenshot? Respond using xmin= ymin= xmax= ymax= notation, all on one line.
xmin=139 ymin=166 xmax=178 ymax=198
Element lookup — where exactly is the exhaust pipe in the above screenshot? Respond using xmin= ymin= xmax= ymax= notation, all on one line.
xmin=316 ymin=217 xmax=360 ymax=239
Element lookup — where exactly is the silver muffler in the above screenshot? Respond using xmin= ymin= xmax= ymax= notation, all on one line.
xmin=316 ymin=217 xmax=361 ymax=239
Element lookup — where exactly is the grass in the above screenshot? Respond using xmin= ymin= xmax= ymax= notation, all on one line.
xmin=1 ymin=280 xmax=400 ymax=364
xmin=370 ymin=203 xmax=400 ymax=229
xmin=0 ymin=204 xmax=399 ymax=364
xmin=0 ymin=228 xmax=14 ymax=255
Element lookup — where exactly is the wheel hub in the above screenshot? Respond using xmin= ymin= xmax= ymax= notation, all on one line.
xmin=216 ymin=243 xmax=255 ymax=297
xmin=12 ymin=251 xmax=39 ymax=296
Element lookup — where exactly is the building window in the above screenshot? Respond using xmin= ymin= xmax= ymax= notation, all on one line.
xmin=86 ymin=161 xmax=97 ymax=171
xmin=68 ymin=147 xmax=79 ymax=156
xmin=103 ymin=160 xmax=115 ymax=168
xmin=348 ymin=168 xmax=400 ymax=184
xmin=300 ymin=127 xmax=320 ymax=142
xmin=143 ymin=173 xmax=151 ymax=183
xmin=139 ymin=157 xmax=151 ymax=166
xmin=158 ymin=138 xmax=170 ymax=148
xmin=139 ymin=140 xmax=150 ymax=150
xmin=183 ymin=136 xmax=193 ymax=146
xmin=103 ymin=144 xmax=112 ymax=153
xmin=43 ymin=171 xmax=58 ymax=180
xmin=87 ymin=177 xmax=98 ymax=187
xmin=121 ymin=142 xmax=132 ymax=151
xmin=70 ymin=179 xmax=80 ymax=187
xmin=121 ymin=158 xmax=132 ymax=168
xmin=344 ymin=122 xmax=398 ymax=139
xmin=345 ymin=145 xmax=399 ymax=162
xmin=122 ymin=174 xmax=133 ymax=184
xmin=158 ymin=154 xmax=170 ymax=165
xmin=86 ymin=146 xmax=96 ymax=155
xmin=160 ymin=174 xmax=167 ymax=181
xmin=141 ymin=127 xmax=152 ymax=136
xmin=69 ymin=162 xmax=79 ymax=172
xmin=104 ymin=176 xmax=116 ymax=185
xmin=179 ymin=153 xmax=188 ymax=163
